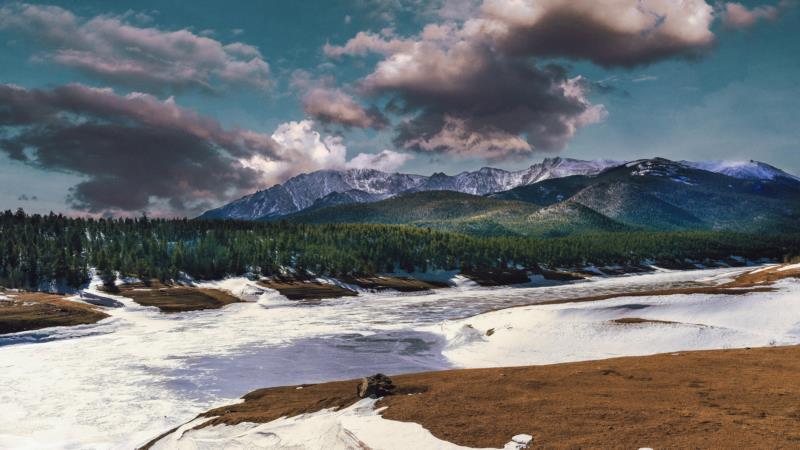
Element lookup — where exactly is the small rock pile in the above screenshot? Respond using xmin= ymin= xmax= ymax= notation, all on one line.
xmin=356 ymin=373 xmax=396 ymax=398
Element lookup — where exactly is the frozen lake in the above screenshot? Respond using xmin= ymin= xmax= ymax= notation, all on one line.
xmin=0 ymin=267 xmax=770 ymax=449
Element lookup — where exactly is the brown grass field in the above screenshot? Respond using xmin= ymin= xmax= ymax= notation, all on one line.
xmin=114 ymin=284 xmax=242 ymax=313
xmin=0 ymin=291 xmax=108 ymax=334
xmin=340 ymin=275 xmax=448 ymax=292
xmin=257 ymin=279 xmax=359 ymax=300
xmin=151 ymin=345 xmax=800 ymax=449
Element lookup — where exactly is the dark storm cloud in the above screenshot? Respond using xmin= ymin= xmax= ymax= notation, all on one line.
xmin=0 ymin=84 xmax=281 ymax=216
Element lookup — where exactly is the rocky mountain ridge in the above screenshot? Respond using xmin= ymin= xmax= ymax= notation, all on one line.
xmin=199 ymin=157 xmax=799 ymax=221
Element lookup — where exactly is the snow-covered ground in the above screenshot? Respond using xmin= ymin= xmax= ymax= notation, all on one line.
xmin=151 ymin=399 xmax=533 ymax=450
xmin=435 ymin=278 xmax=800 ymax=368
xmin=2 ymin=266 xmax=798 ymax=449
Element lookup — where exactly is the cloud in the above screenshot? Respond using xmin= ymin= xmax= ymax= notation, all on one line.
xmin=261 ymin=120 xmax=348 ymax=176
xmin=291 ymin=70 xmax=387 ymax=129
xmin=476 ymin=0 xmax=716 ymax=67
xmin=242 ymin=120 xmax=413 ymax=179
xmin=721 ymin=1 xmax=792 ymax=29
xmin=0 ymin=84 xmax=412 ymax=215
xmin=327 ymin=19 xmax=608 ymax=159
xmin=0 ymin=83 xmax=283 ymax=215
xmin=435 ymin=0 xmax=483 ymax=20
xmin=0 ymin=3 xmax=270 ymax=94
xmin=350 ymin=0 xmax=482 ymax=24
xmin=350 ymin=0 xmax=424 ymax=25
xmin=302 ymin=87 xmax=388 ymax=129
xmin=323 ymin=31 xmax=413 ymax=58
xmin=333 ymin=1 xmax=721 ymax=67
xmin=17 ymin=194 xmax=38 ymax=201
xmin=324 ymin=0 xmax=789 ymax=160
xmin=346 ymin=149 xmax=414 ymax=172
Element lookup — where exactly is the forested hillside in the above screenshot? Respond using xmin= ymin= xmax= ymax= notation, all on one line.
xmin=2 ymin=209 xmax=799 ymax=292
xmin=283 ymin=191 xmax=634 ymax=237
xmin=493 ymin=158 xmax=800 ymax=232
xmin=283 ymin=191 xmax=537 ymax=236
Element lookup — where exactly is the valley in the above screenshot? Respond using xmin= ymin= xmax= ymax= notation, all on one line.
xmin=2 ymin=263 xmax=798 ymax=449
xmin=2 ymin=1 xmax=798 ymax=447
xmin=1 ymin=157 xmax=799 ymax=450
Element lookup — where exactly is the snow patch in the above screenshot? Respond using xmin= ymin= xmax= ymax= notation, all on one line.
xmin=195 ymin=277 xmax=270 ymax=302
xmin=444 ymin=324 xmax=487 ymax=350
xmin=151 ymin=398 xmax=533 ymax=450
xmin=433 ymin=278 xmax=800 ymax=368
xmin=683 ymin=160 xmax=800 ymax=181
xmin=451 ymin=275 xmax=480 ymax=289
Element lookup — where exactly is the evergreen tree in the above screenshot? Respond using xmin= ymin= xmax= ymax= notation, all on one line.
xmin=0 ymin=209 xmax=798 ymax=293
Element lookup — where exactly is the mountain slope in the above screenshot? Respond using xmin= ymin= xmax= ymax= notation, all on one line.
xmin=304 ymin=189 xmax=389 ymax=211
xmin=569 ymin=182 xmax=705 ymax=231
xmin=199 ymin=169 xmax=426 ymax=220
xmin=496 ymin=158 xmax=800 ymax=232
xmin=682 ymin=160 xmax=800 ymax=182
xmin=489 ymin=175 xmax=591 ymax=206
xmin=281 ymin=190 xmax=536 ymax=224
xmin=199 ymin=157 xmax=620 ymax=220
xmin=410 ymin=158 xmax=621 ymax=195
xmin=282 ymin=191 xmax=632 ymax=237
xmin=520 ymin=201 xmax=634 ymax=237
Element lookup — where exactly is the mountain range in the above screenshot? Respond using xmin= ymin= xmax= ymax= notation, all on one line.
xmin=200 ymin=158 xmax=620 ymax=220
xmin=199 ymin=157 xmax=800 ymax=237
xmin=198 ymin=157 xmax=621 ymax=220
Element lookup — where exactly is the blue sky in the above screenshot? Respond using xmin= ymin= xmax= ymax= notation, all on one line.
xmin=0 ymin=0 xmax=797 ymax=216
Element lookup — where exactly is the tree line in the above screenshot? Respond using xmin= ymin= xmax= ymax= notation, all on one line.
xmin=2 ymin=209 xmax=799 ymax=291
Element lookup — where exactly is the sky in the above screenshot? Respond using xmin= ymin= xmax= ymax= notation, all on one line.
xmin=0 ymin=0 xmax=797 ymax=217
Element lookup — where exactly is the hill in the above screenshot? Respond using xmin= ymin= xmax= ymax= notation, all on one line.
xmin=493 ymin=158 xmax=800 ymax=233
xmin=282 ymin=191 xmax=632 ymax=237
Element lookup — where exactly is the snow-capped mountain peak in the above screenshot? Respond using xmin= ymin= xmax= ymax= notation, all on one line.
xmin=682 ymin=160 xmax=800 ymax=182
xmin=520 ymin=157 xmax=622 ymax=184
xmin=199 ymin=158 xmax=620 ymax=220
xmin=198 ymin=157 xmax=798 ymax=221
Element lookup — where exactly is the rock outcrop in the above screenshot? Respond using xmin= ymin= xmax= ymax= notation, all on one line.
xmin=356 ymin=373 xmax=396 ymax=398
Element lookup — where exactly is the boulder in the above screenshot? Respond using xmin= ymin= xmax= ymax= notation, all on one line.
xmin=356 ymin=373 xmax=396 ymax=398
